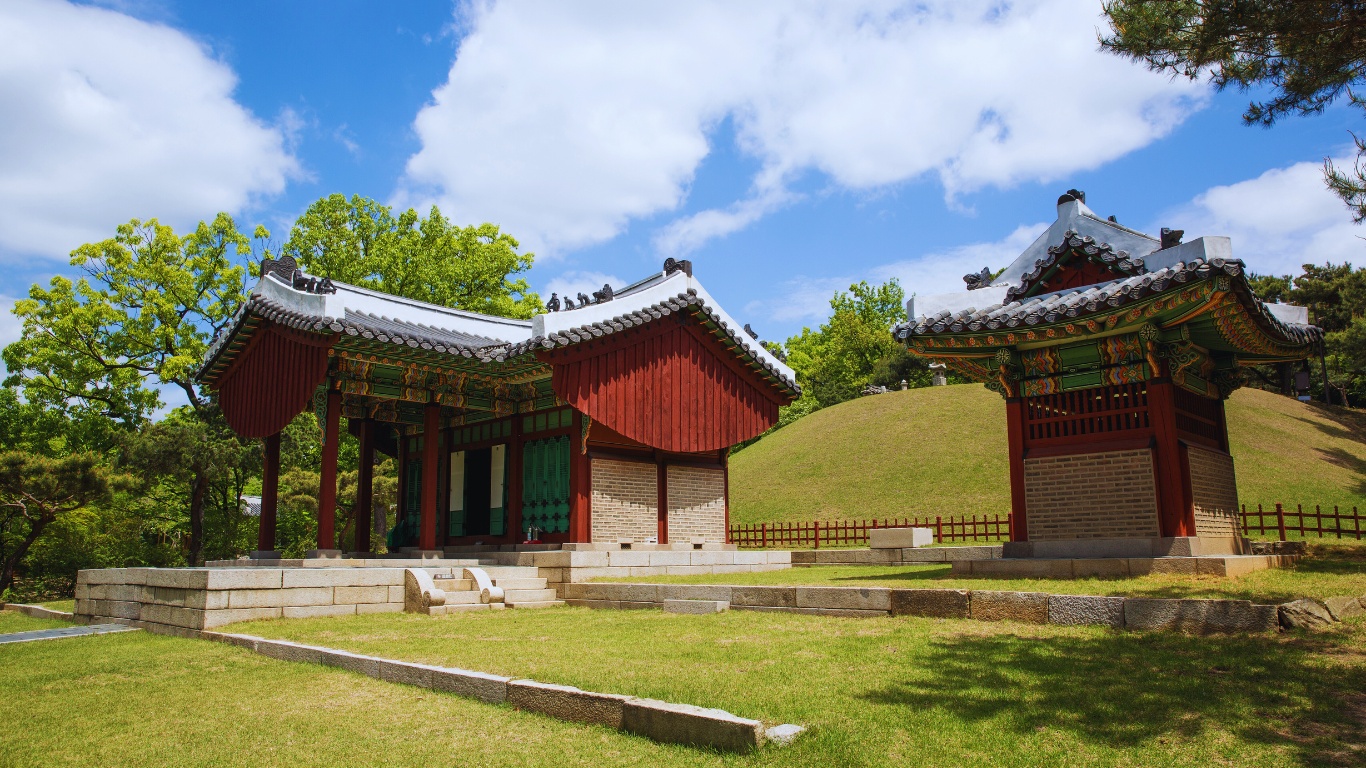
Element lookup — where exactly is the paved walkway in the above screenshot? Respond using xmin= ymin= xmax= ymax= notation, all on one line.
xmin=0 ymin=623 xmax=139 ymax=645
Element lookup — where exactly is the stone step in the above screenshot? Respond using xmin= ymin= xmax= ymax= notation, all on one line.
xmin=506 ymin=600 xmax=564 ymax=609
xmin=474 ymin=567 xmax=543 ymax=580
xmin=444 ymin=590 xmax=483 ymax=605
xmin=503 ymin=588 xmax=558 ymax=603
xmin=491 ymin=577 xmax=546 ymax=590
xmin=437 ymin=602 xmax=507 ymax=614
xmin=432 ymin=578 xmax=473 ymax=591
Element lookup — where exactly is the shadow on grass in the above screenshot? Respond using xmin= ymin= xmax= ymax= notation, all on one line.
xmin=818 ymin=545 xmax=1364 ymax=602
xmin=1302 ymin=402 xmax=1366 ymax=444
xmin=1311 ymin=446 xmax=1366 ymax=497
xmin=861 ymin=626 xmax=1366 ymax=765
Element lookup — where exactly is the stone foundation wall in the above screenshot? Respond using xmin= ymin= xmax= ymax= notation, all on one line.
xmin=1024 ymin=449 xmax=1160 ymax=540
xmin=73 ymin=567 xmax=408 ymax=631
xmin=590 ymin=459 xmax=658 ymax=543
xmin=1187 ymin=445 xmax=1240 ymax=538
xmin=562 ymin=582 xmax=1291 ymax=633
xmin=506 ymin=549 xmax=792 ymax=591
xmin=666 ymin=466 xmax=726 ymax=543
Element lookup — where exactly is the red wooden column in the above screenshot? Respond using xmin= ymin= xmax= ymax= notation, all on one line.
xmin=314 ymin=389 xmax=342 ymax=555
xmin=508 ymin=415 xmax=524 ymax=542
xmin=1213 ymin=396 xmax=1231 ymax=453
xmin=569 ymin=412 xmax=592 ymax=542
xmin=1004 ymin=397 xmax=1029 ymax=541
xmin=355 ymin=419 xmax=374 ymax=554
xmin=420 ymin=403 xmax=440 ymax=551
xmin=721 ymin=449 xmax=730 ymax=545
xmin=1148 ymin=378 xmax=1195 ymax=537
xmin=255 ymin=432 xmax=281 ymax=557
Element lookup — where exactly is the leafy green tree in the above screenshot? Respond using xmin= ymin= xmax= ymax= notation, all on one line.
xmin=282 ymin=194 xmax=543 ymax=318
xmin=735 ymin=279 xmax=923 ymax=454
xmin=3 ymin=215 xmax=248 ymax=423
xmin=784 ymin=279 xmax=908 ymax=408
xmin=0 ymin=452 xmax=127 ymax=594
xmin=1101 ymin=1 xmax=1366 ymax=220
xmin=120 ymin=409 xmax=253 ymax=566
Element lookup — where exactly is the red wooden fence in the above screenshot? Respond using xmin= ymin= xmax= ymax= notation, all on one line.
xmin=729 ymin=505 xmax=1365 ymax=548
xmin=728 ymin=515 xmax=1011 ymax=549
xmin=1239 ymin=503 xmax=1363 ymax=541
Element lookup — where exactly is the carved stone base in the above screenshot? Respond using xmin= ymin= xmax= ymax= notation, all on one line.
xmin=304 ymin=549 xmax=344 ymax=559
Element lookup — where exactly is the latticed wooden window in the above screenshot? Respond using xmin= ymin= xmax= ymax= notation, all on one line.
xmin=1024 ymin=383 xmax=1150 ymax=443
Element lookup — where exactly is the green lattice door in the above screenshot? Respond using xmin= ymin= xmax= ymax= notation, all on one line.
xmin=521 ymin=436 xmax=570 ymax=535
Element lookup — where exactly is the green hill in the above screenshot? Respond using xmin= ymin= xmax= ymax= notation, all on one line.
xmin=729 ymin=384 xmax=1366 ymax=524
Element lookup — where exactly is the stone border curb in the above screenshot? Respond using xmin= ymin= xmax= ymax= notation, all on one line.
xmin=563 ymin=584 xmax=1366 ymax=635
xmin=2 ymin=603 xmax=76 ymax=621
xmin=191 ymin=631 xmax=780 ymax=752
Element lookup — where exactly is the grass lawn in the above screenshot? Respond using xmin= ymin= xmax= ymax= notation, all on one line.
xmin=605 ymin=544 xmax=1366 ymax=603
xmin=40 ymin=599 xmax=74 ymax=612
xmin=730 ymin=385 xmax=1366 ymax=524
xmin=240 ymin=608 xmax=1366 ymax=767
xmin=0 ymin=610 xmax=70 ymax=634
xmin=0 ymin=612 xmax=723 ymax=768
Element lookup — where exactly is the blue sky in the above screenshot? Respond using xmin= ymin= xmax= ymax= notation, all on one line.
xmin=2 ymin=0 xmax=1363 ymax=362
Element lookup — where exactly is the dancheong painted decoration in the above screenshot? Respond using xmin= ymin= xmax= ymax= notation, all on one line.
xmin=893 ymin=190 xmax=1323 ymax=548
xmin=198 ymin=256 xmax=798 ymax=555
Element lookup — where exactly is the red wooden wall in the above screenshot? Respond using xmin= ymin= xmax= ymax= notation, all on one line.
xmin=215 ymin=323 xmax=333 ymax=438
xmin=543 ymin=319 xmax=786 ymax=453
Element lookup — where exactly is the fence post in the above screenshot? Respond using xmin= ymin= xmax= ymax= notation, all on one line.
xmin=935 ymin=515 xmax=943 ymax=544
xmin=1276 ymin=503 xmax=1286 ymax=542
xmin=1240 ymin=504 xmax=1247 ymax=535
xmin=761 ymin=523 xmax=767 ymax=549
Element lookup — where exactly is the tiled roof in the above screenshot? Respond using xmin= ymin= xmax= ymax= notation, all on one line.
xmin=199 ymin=266 xmax=799 ymax=396
xmin=490 ymin=287 xmax=799 ymax=393
xmin=893 ymin=255 xmax=1323 ymax=348
xmin=1006 ymin=230 xmax=1146 ymax=303
xmin=200 ymin=293 xmax=506 ymax=380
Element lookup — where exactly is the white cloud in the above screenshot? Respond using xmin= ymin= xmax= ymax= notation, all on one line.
xmin=1165 ymin=157 xmax=1366 ymax=276
xmin=543 ymin=270 xmax=625 ymax=307
xmin=0 ymin=0 xmax=301 ymax=260
xmin=872 ymin=224 xmax=1050 ymax=301
xmin=748 ymin=223 xmax=1047 ymax=329
xmin=400 ymin=0 xmax=1203 ymax=256
xmin=654 ymin=187 xmax=796 ymax=257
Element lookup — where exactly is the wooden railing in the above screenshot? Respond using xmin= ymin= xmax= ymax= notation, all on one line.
xmin=1240 ymin=503 xmax=1363 ymax=541
xmin=728 ymin=505 xmax=1365 ymax=549
xmin=728 ymin=515 xmax=1011 ymax=549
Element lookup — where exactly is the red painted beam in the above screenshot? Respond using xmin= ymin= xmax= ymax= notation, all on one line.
xmin=545 ymin=321 xmax=782 ymax=453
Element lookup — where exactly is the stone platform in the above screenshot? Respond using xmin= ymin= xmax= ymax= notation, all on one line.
xmin=791 ymin=545 xmax=1002 ymax=566
xmin=950 ymin=553 xmax=1299 ymax=579
xmin=78 ymin=546 xmax=795 ymax=633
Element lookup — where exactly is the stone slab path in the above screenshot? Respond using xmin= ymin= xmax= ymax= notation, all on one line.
xmin=0 ymin=623 xmax=139 ymax=645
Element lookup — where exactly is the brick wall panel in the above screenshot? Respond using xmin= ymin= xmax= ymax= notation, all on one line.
xmin=590 ymin=459 xmax=658 ymax=542
xmin=666 ymin=466 xmax=726 ymax=543
xmin=1024 ymin=449 xmax=1160 ymax=540
xmin=1187 ymin=445 xmax=1240 ymax=538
